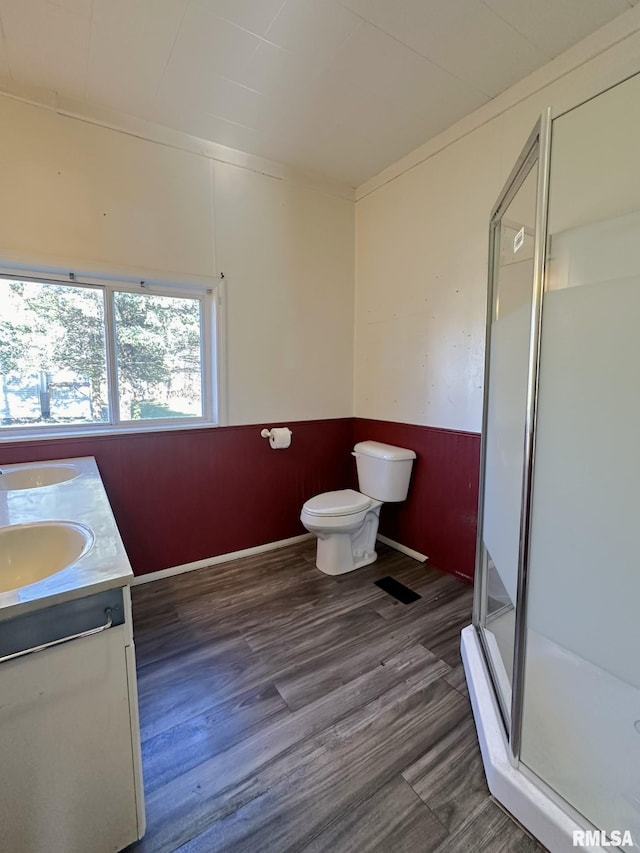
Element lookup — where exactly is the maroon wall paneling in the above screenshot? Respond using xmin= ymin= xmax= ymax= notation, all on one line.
xmin=0 ymin=419 xmax=354 ymax=576
xmin=1 ymin=416 xmax=480 ymax=582
xmin=353 ymin=418 xmax=480 ymax=584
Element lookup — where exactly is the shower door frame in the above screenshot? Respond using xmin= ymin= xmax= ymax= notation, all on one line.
xmin=472 ymin=108 xmax=552 ymax=763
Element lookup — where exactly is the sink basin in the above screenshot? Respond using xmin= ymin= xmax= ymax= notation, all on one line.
xmin=0 ymin=464 xmax=79 ymax=491
xmin=0 ymin=522 xmax=94 ymax=592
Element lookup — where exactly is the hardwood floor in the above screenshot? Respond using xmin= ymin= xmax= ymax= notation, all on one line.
xmin=127 ymin=540 xmax=545 ymax=853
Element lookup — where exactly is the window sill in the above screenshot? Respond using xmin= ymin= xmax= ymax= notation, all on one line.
xmin=0 ymin=420 xmax=220 ymax=444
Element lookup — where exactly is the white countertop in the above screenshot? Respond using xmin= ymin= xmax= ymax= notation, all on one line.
xmin=0 ymin=456 xmax=133 ymax=621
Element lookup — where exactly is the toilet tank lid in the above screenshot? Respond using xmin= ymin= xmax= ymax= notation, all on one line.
xmin=353 ymin=441 xmax=416 ymax=461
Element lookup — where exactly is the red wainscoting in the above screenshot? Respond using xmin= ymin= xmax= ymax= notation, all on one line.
xmin=353 ymin=418 xmax=481 ymax=584
xmin=0 ymin=417 xmax=481 ymax=582
xmin=0 ymin=419 xmax=353 ymax=576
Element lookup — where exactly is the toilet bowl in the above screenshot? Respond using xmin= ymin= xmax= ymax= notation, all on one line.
xmin=301 ymin=489 xmax=382 ymax=575
xmin=301 ymin=441 xmax=416 ymax=576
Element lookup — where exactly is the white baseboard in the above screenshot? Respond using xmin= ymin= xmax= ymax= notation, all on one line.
xmin=132 ymin=531 xmax=425 ymax=586
xmin=376 ymin=534 xmax=428 ymax=563
xmin=130 ymin=533 xmax=312 ymax=586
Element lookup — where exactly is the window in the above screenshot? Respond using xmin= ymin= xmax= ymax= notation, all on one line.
xmin=0 ymin=273 xmax=221 ymax=436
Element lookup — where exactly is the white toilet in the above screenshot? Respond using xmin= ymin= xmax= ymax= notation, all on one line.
xmin=300 ymin=440 xmax=416 ymax=576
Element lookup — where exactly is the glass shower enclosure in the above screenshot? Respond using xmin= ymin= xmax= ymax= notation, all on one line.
xmin=467 ymin=73 xmax=640 ymax=852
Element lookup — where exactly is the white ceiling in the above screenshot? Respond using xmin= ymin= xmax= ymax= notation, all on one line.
xmin=0 ymin=0 xmax=636 ymax=186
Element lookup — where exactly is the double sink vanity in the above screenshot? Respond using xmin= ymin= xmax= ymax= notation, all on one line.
xmin=0 ymin=457 xmax=145 ymax=853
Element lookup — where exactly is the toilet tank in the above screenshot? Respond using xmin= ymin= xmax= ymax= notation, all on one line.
xmin=353 ymin=441 xmax=416 ymax=502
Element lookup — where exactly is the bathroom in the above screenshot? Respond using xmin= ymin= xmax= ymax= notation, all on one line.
xmin=0 ymin=2 xmax=639 ymax=851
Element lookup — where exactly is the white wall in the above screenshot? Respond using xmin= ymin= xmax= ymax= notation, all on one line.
xmin=354 ymin=10 xmax=640 ymax=433
xmin=354 ymin=124 xmax=497 ymax=431
xmin=2 ymin=7 xmax=640 ymax=436
xmin=0 ymin=95 xmax=355 ymax=425
xmin=214 ymin=163 xmax=354 ymax=426
xmin=0 ymin=96 xmax=215 ymax=281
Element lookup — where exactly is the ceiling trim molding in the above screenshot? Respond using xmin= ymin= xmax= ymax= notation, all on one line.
xmin=0 ymin=81 xmax=356 ymax=202
xmin=355 ymin=4 xmax=640 ymax=201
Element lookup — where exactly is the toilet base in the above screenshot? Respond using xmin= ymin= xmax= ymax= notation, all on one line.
xmin=313 ymin=507 xmax=381 ymax=576
xmin=316 ymin=540 xmax=378 ymax=575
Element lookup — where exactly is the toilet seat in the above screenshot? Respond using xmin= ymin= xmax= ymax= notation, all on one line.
xmin=302 ymin=489 xmax=372 ymax=518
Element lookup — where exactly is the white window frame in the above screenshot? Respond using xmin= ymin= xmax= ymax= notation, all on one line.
xmin=0 ymin=268 xmax=226 ymax=441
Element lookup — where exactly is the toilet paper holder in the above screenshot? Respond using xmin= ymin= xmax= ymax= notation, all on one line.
xmin=260 ymin=427 xmax=292 ymax=449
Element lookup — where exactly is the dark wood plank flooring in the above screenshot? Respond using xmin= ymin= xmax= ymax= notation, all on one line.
xmin=127 ymin=540 xmax=545 ymax=852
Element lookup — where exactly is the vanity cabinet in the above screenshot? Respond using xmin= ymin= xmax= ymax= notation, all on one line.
xmin=0 ymin=586 xmax=144 ymax=853
xmin=0 ymin=456 xmax=145 ymax=851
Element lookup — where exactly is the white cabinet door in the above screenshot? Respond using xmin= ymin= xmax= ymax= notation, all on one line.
xmin=0 ymin=624 xmax=139 ymax=853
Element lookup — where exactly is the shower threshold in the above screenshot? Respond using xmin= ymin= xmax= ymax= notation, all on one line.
xmin=461 ymin=625 xmax=638 ymax=852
